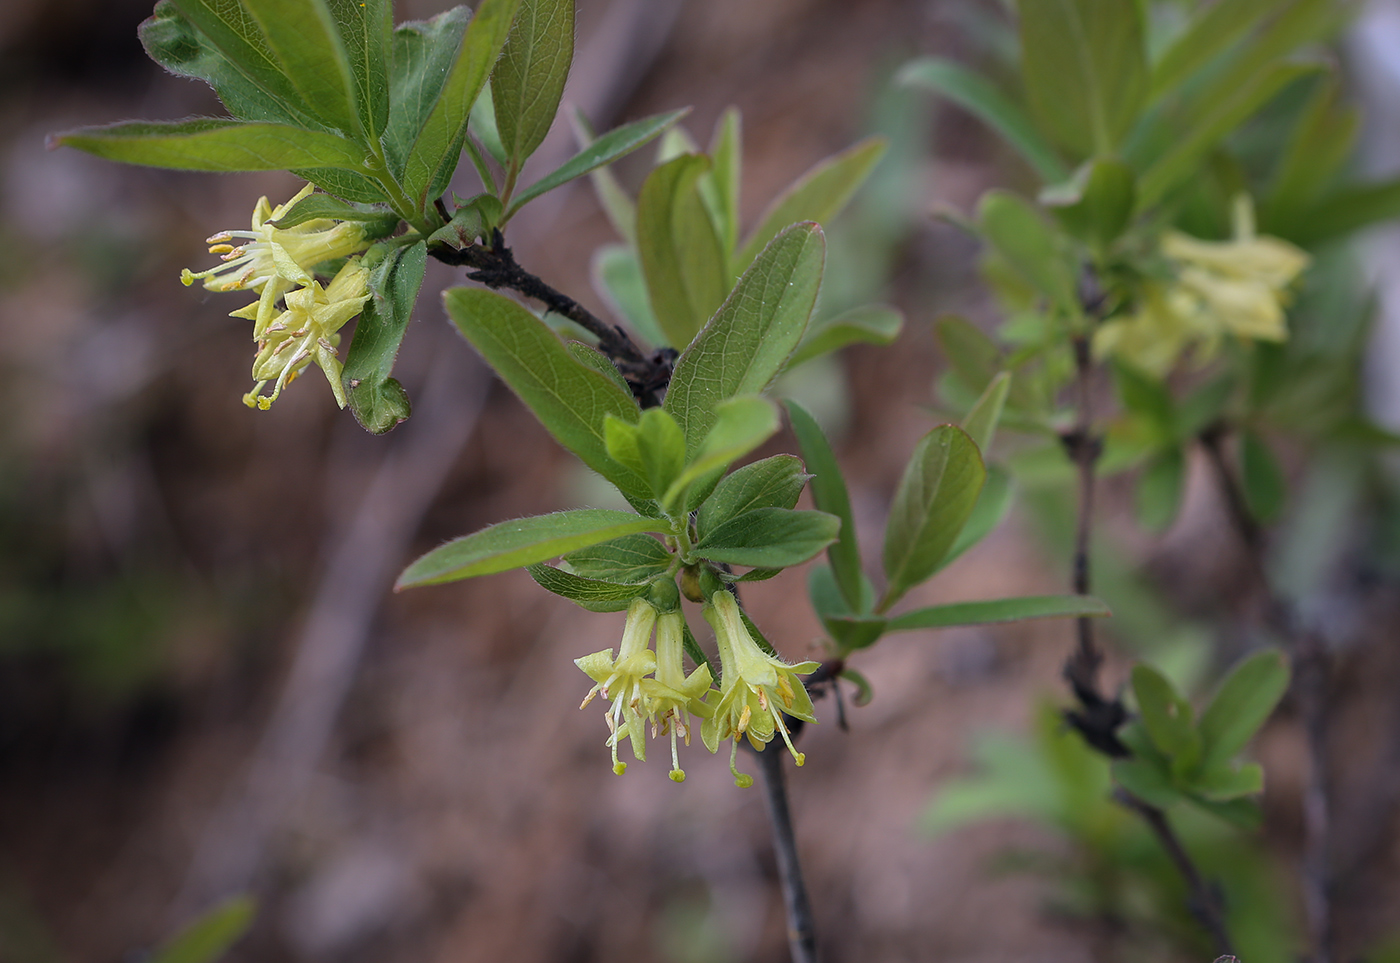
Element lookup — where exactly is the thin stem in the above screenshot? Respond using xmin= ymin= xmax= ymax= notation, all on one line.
xmin=429 ymin=230 xmax=675 ymax=406
xmin=1115 ymin=790 xmax=1237 ymax=957
xmin=1199 ymin=426 xmax=1333 ymax=963
xmin=756 ymin=744 xmax=818 ymax=963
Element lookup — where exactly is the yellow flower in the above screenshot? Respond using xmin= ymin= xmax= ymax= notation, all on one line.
xmin=237 ymin=258 xmax=370 ymax=410
xmin=1095 ymin=196 xmax=1309 ymax=376
xmin=181 ymin=184 xmax=370 ymax=336
xmin=700 ymin=590 xmax=817 ymax=788
xmin=640 ymin=610 xmax=714 ymax=782
xmin=576 ymin=598 xmax=659 ymax=775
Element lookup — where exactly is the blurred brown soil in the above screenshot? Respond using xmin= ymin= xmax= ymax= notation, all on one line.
xmin=4 ymin=1 xmax=1400 ymax=963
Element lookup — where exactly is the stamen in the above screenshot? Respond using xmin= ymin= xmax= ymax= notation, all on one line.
xmin=737 ymin=703 xmax=752 ymax=733
xmin=771 ymin=705 xmax=805 ymax=766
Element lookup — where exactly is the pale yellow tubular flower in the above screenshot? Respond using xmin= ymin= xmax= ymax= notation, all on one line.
xmin=1095 ymin=195 xmax=1309 ymax=375
xmin=575 ymin=598 xmax=659 ymax=775
xmin=700 ymin=591 xmax=818 ymax=788
xmin=239 ymin=258 xmax=370 ymax=410
xmin=181 ymin=184 xmax=370 ymax=336
xmin=640 ymin=610 xmax=714 ymax=783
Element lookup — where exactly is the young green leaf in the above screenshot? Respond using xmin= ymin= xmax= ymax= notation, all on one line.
xmin=591 ymin=245 xmax=666 ymax=347
xmin=1015 ymin=0 xmax=1148 ymax=158
xmin=936 ymin=315 xmax=1001 ymax=394
xmin=636 ymin=154 xmax=728 ymax=349
xmin=880 ymin=425 xmax=986 ymax=611
xmin=665 ymin=223 xmax=825 ymax=453
xmin=576 ymin=112 xmax=638 ymax=244
xmin=1134 ymin=447 xmax=1186 ymax=533
xmin=526 ymin=563 xmax=652 ymax=611
xmin=786 ymin=399 xmax=864 ymax=612
xmin=493 ymin=0 xmax=574 ymax=168
xmin=238 ymin=0 xmax=360 ymax=137
xmin=150 ymin=896 xmax=255 ymax=963
xmin=563 ymin=533 xmax=672 ymax=583
xmin=663 ymin=396 xmax=781 ymax=512
xmin=508 ymin=109 xmax=687 ymax=215
xmin=940 ymin=464 xmax=1014 ymax=570
xmin=821 ymin=614 xmax=889 ymax=653
xmin=1040 ymin=157 xmax=1136 ymax=247
xmin=53 ymin=119 xmax=368 ymax=172
xmin=443 ymin=286 xmax=650 ymax=500
xmin=398 ymin=510 xmax=666 ymax=587
xmin=897 ymin=57 xmax=1068 ymax=183
xmin=1241 ymin=430 xmax=1286 ymax=523
xmin=708 ymin=107 xmax=742 ymax=257
xmin=696 ymin=454 xmax=808 ymax=539
xmin=342 ymin=240 xmax=426 ymax=433
xmin=884 ymin=594 xmax=1109 ymax=632
xmin=1198 ymin=648 xmax=1290 ymax=772
xmin=962 ymin=372 xmax=1011 ymax=454
xmin=789 ymin=304 xmax=903 ymax=368
xmin=605 ymin=408 xmax=687 ymax=501
xmin=1192 ymin=761 xmax=1265 ymax=801
xmin=734 ymin=137 xmax=887 ymax=274
xmin=402 ymin=0 xmax=520 ymax=208
xmin=1111 ymin=755 xmax=1185 ymax=810
xmin=977 ymin=190 xmax=1076 ymax=310
xmin=382 ymin=8 xmax=470 ymax=177
xmin=140 ymin=1 xmax=317 ymax=128
xmin=1149 ymin=0 xmax=1280 ymax=100
xmin=695 ymin=508 xmax=840 ymax=569
xmin=1130 ymin=663 xmax=1201 ymax=764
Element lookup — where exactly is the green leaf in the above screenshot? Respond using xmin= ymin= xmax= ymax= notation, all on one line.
xmin=663 ymin=396 xmax=780 ymax=512
xmin=1241 ymin=430 xmax=1286 ymax=523
xmin=696 ymin=454 xmax=808 ymax=540
xmin=572 ymin=108 xmax=636 ymax=244
xmin=1114 ymin=359 xmax=1176 ymax=440
xmin=789 ymin=303 xmax=903 ymax=368
xmin=1134 ymin=447 xmax=1185 ymax=533
xmin=961 ymin=372 xmax=1011 ymax=454
xmin=822 ymin=615 xmax=889 ymax=653
xmin=664 ymin=223 xmax=825 ymax=452
xmin=636 ymin=154 xmax=728 ymax=349
xmin=139 ymin=1 xmax=314 ymax=128
xmin=383 ymin=8 xmax=469 ymax=177
xmin=1111 ymin=755 xmax=1185 ymax=810
xmin=709 ymin=107 xmax=742 ymax=257
xmin=786 ymin=399 xmax=864 ymax=612
xmin=1016 ymin=0 xmax=1148 ymax=157
xmin=941 ymin=464 xmax=1014 ymax=569
xmin=508 ymin=109 xmax=687 ymax=216
xmin=735 ymin=137 xmax=887 ymax=274
xmin=268 ymin=192 xmax=400 ymax=234
xmin=885 ymin=594 xmax=1109 ymax=632
xmin=695 ymin=508 xmax=840 ymax=569
xmin=427 ymin=193 xmax=503 ymax=250
xmin=605 ymin=408 xmax=686 ymax=501
xmin=327 ymin=0 xmax=391 ymax=141
xmin=1040 ymin=157 xmax=1135 ymax=247
xmin=1290 ymin=178 xmax=1400 ymax=246
xmin=470 ymin=81 xmax=509 ymax=167
xmin=150 ymin=896 xmax=255 ymax=963
xmin=291 ymin=167 xmax=389 ymax=203
xmin=1149 ymin=0 xmax=1283 ymax=99
xmin=565 ymin=341 xmax=631 ymax=396
xmin=936 ymin=315 xmax=1000 ymax=394
xmin=342 ymin=241 xmax=425 ymax=433
xmin=1192 ymin=761 xmax=1264 ymax=801
xmin=53 ymin=119 xmax=368 ymax=172
xmin=1137 ymin=61 xmax=1319 ymax=210
xmin=1189 ymin=795 xmax=1263 ymax=830
xmin=880 ymin=426 xmax=986 ymax=611
xmin=1130 ymin=663 xmax=1200 ymax=763
xmin=443 ymin=286 xmax=649 ymax=499
xmin=241 ymin=0 xmax=360 ymax=137
xmin=1262 ymin=73 xmax=1358 ymax=228
xmin=897 ymin=57 xmax=1068 ymax=183
xmin=162 ymin=0 xmax=323 ymax=125
xmin=1198 ymin=648 xmax=1290 ymax=771
xmin=563 ymin=533 xmax=671 ymax=583
xmin=398 ymin=510 xmax=665 ymax=587
xmin=492 ymin=0 xmax=574 ymax=167
xmin=526 ymin=563 xmax=651 ymax=611
xmin=402 ymin=0 xmax=520 ymax=208
xmin=591 ymin=245 xmax=666 ymax=347
xmin=977 ymin=190 xmax=1075 ymax=309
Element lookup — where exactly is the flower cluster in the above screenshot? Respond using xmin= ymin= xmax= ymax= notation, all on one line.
xmin=182 ymin=184 xmax=373 ymax=408
xmin=1094 ymin=196 xmax=1310 ymax=376
xmin=575 ymin=589 xmax=817 ymax=786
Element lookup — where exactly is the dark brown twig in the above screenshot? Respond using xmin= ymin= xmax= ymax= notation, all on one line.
xmin=1115 ymin=790 xmax=1237 ymax=957
xmin=756 ymin=742 xmax=819 ymax=963
xmin=430 ymin=230 xmax=675 ymax=407
xmin=1199 ymin=426 xmax=1333 ymax=963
